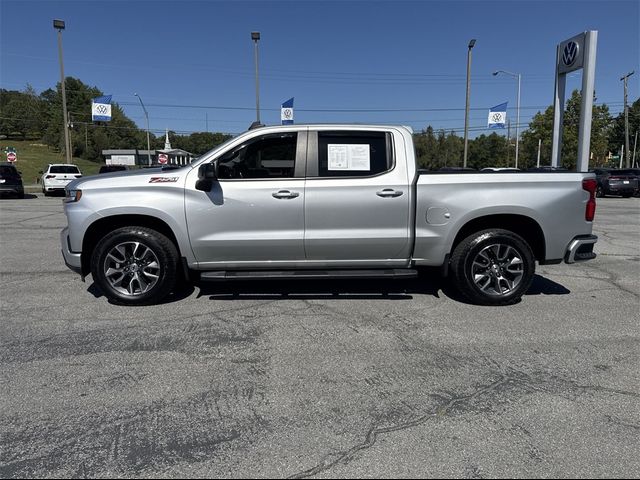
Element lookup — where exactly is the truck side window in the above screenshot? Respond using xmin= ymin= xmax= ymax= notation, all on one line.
xmin=217 ymin=133 xmax=297 ymax=179
xmin=317 ymin=131 xmax=392 ymax=177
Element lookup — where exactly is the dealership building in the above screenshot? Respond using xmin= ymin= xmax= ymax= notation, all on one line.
xmin=102 ymin=131 xmax=195 ymax=166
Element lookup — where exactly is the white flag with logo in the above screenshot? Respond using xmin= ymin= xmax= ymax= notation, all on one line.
xmin=488 ymin=102 xmax=508 ymax=129
xmin=92 ymin=95 xmax=112 ymax=121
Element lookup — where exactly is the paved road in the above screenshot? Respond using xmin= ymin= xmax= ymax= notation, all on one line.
xmin=1 ymin=195 xmax=638 ymax=478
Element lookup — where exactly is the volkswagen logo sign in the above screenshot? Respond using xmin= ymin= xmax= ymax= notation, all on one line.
xmin=563 ymin=41 xmax=579 ymax=67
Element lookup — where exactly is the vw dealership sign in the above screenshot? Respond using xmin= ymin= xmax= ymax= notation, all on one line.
xmin=551 ymin=31 xmax=597 ymax=171
xmin=557 ymin=33 xmax=586 ymax=74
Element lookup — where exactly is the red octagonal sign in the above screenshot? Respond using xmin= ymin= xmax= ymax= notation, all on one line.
xmin=158 ymin=153 xmax=168 ymax=165
xmin=7 ymin=152 xmax=17 ymax=163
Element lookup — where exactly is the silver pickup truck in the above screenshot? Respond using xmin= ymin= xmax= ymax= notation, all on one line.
xmin=61 ymin=124 xmax=598 ymax=306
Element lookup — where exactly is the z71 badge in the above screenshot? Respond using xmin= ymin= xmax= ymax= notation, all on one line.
xmin=149 ymin=177 xmax=179 ymax=183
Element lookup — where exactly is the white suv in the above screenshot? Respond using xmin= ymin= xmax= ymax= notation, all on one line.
xmin=41 ymin=164 xmax=82 ymax=196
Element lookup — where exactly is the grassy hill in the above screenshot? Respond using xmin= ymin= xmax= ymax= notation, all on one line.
xmin=0 ymin=140 xmax=102 ymax=185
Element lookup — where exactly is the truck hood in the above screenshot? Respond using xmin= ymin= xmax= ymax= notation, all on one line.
xmin=66 ymin=166 xmax=191 ymax=191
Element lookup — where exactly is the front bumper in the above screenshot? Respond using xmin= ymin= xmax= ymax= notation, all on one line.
xmin=60 ymin=227 xmax=82 ymax=275
xmin=564 ymin=234 xmax=598 ymax=263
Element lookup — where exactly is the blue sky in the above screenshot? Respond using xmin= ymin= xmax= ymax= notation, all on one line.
xmin=1 ymin=0 xmax=638 ymax=137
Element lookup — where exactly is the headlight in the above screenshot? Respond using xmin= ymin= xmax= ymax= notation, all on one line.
xmin=64 ymin=189 xmax=82 ymax=203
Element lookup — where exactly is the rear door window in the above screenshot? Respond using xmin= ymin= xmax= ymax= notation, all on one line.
xmin=316 ymin=131 xmax=392 ymax=177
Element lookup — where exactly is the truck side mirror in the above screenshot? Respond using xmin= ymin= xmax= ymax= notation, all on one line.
xmin=195 ymin=162 xmax=217 ymax=192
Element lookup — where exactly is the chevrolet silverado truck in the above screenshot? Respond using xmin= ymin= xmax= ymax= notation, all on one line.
xmin=61 ymin=125 xmax=598 ymax=306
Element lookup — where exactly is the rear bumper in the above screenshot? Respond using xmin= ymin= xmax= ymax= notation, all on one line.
xmin=564 ymin=234 xmax=597 ymax=263
xmin=60 ymin=227 xmax=82 ymax=274
xmin=0 ymin=184 xmax=23 ymax=194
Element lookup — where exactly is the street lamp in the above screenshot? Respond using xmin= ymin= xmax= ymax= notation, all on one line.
xmin=53 ymin=19 xmax=71 ymax=164
xmin=251 ymin=31 xmax=261 ymax=126
xmin=493 ymin=70 xmax=521 ymax=168
xmin=463 ymin=39 xmax=476 ymax=168
xmin=134 ymin=93 xmax=152 ymax=166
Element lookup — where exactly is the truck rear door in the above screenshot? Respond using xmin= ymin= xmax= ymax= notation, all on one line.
xmin=303 ymin=128 xmax=412 ymax=265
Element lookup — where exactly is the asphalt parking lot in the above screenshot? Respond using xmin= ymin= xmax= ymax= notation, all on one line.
xmin=1 ymin=195 xmax=638 ymax=479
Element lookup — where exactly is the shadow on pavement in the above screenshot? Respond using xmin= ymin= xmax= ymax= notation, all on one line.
xmin=85 ymin=270 xmax=570 ymax=305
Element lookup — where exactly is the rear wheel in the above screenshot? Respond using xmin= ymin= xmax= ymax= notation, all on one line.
xmin=91 ymin=226 xmax=178 ymax=306
xmin=450 ymin=229 xmax=535 ymax=306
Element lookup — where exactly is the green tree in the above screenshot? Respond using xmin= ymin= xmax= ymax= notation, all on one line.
xmin=520 ymin=89 xmax=613 ymax=169
xmin=609 ymin=98 xmax=640 ymax=165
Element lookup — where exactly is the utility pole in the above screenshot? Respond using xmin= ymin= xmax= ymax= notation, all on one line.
xmin=621 ymin=71 xmax=634 ymax=168
xmin=53 ymin=19 xmax=71 ymax=164
xmin=463 ymin=39 xmax=476 ymax=168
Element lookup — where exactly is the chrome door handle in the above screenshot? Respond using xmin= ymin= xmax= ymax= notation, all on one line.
xmin=272 ymin=190 xmax=300 ymax=199
xmin=376 ymin=189 xmax=403 ymax=198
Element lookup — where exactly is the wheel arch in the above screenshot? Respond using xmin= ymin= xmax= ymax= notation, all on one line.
xmin=81 ymin=214 xmax=181 ymax=277
xmin=451 ymin=214 xmax=546 ymax=263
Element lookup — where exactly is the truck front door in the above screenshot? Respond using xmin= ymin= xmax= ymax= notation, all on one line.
xmin=185 ymin=130 xmax=307 ymax=268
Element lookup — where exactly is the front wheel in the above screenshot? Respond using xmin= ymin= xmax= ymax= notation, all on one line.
xmin=91 ymin=226 xmax=179 ymax=305
xmin=449 ymin=229 xmax=535 ymax=306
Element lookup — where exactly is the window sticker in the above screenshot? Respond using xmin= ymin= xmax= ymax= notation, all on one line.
xmin=327 ymin=144 xmax=371 ymax=171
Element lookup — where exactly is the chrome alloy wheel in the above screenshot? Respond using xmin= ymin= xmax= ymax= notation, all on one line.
xmin=103 ymin=241 xmax=160 ymax=296
xmin=471 ymin=243 xmax=524 ymax=296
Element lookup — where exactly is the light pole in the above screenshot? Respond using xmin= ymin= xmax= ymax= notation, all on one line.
xmin=53 ymin=19 xmax=71 ymax=164
xmin=134 ymin=93 xmax=152 ymax=166
xmin=493 ymin=70 xmax=521 ymax=168
xmin=463 ymin=39 xmax=476 ymax=168
xmin=621 ymin=71 xmax=635 ymax=168
xmin=251 ymin=31 xmax=261 ymax=125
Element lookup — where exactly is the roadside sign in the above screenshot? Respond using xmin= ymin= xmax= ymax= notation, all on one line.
xmin=7 ymin=152 xmax=17 ymax=163
xmin=158 ymin=153 xmax=168 ymax=164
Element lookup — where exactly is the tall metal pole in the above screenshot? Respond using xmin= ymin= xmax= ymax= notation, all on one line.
xmin=54 ymin=20 xmax=71 ymax=164
xmin=537 ymin=138 xmax=542 ymax=168
xmin=621 ymin=71 xmax=635 ymax=168
xmin=515 ymin=73 xmax=521 ymax=169
xmin=633 ymin=130 xmax=638 ymax=168
xmin=576 ymin=31 xmax=598 ymax=172
xmin=135 ymin=93 xmax=152 ymax=166
xmin=463 ymin=39 xmax=476 ymax=168
xmin=251 ymin=32 xmax=261 ymax=125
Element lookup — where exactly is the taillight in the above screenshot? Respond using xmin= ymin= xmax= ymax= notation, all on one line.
xmin=582 ymin=178 xmax=597 ymax=221
xmin=45 ymin=175 xmax=56 ymax=179
xmin=75 ymin=175 xmax=82 ymax=178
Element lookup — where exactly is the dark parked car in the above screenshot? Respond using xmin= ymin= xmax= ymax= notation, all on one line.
xmin=592 ymin=168 xmax=638 ymax=198
xmin=0 ymin=163 xmax=24 ymax=198
xmin=98 ymin=165 xmax=129 ymax=174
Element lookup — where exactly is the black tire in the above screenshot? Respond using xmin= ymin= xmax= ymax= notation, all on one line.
xmin=596 ymin=186 xmax=604 ymax=198
xmin=450 ymin=229 xmax=535 ymax=306
xmin=91 ymin=226 xmax=179 ymax=306
xmin=17 ymin=192 xmax=24 ymax=199
xmin=621 ymin=193 xmax=632 ymax=198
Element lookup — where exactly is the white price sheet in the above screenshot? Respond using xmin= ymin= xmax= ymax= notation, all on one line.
xmin=328 ymin=144 xmax=370 ymax=171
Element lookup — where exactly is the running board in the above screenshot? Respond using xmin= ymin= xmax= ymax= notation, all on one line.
xmin=200 ymin=269 xmax=418 ymax=282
